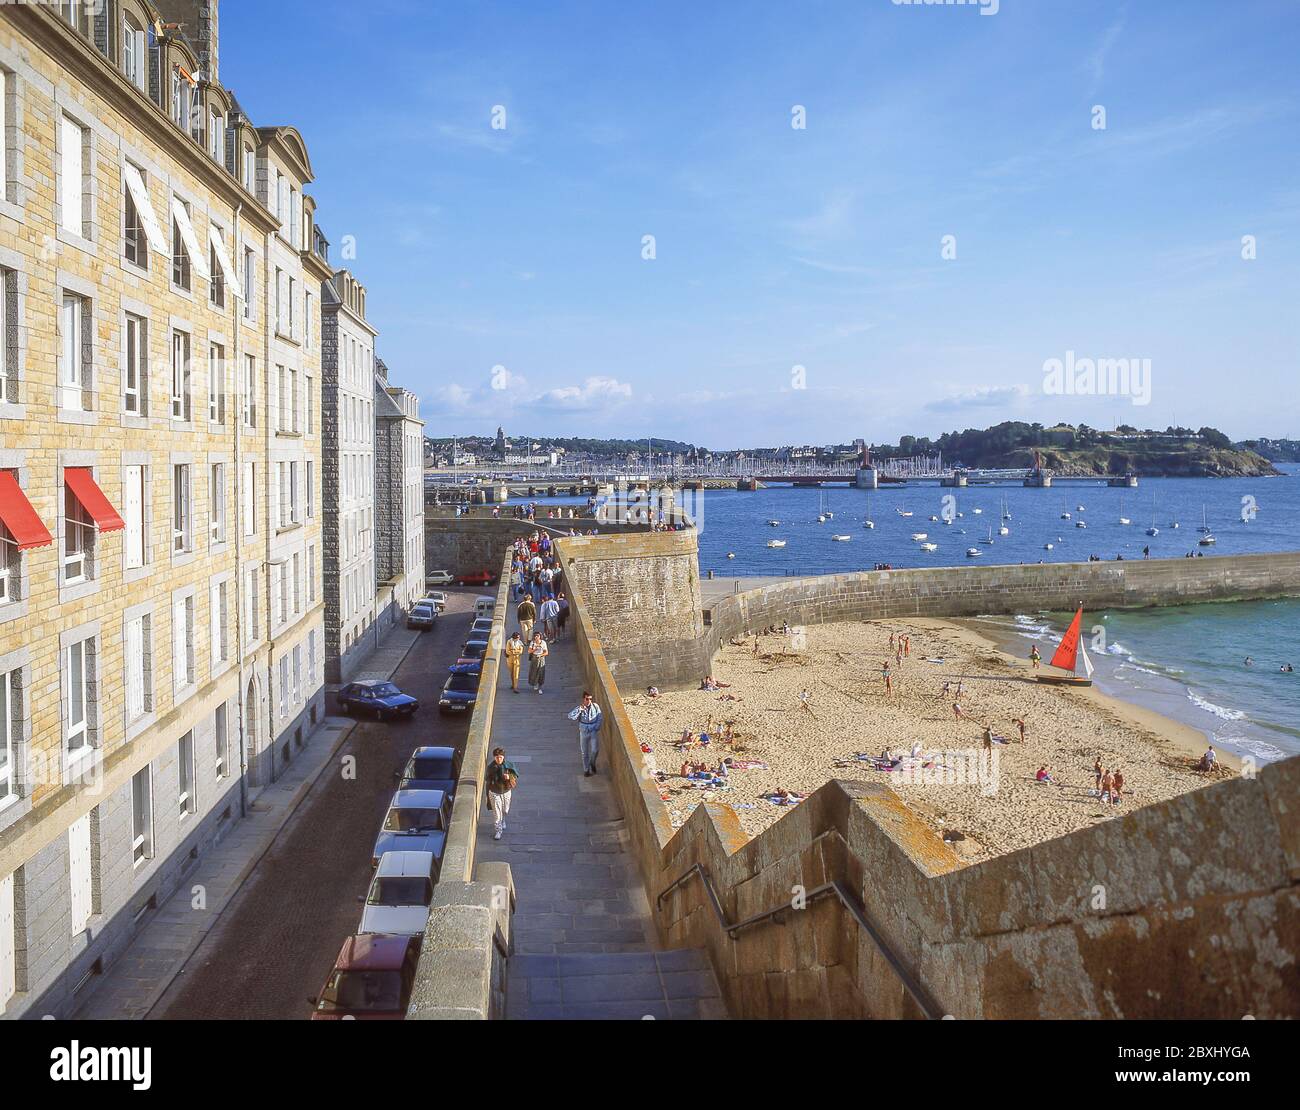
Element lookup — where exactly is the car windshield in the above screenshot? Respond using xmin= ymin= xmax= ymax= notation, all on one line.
xmin=446 ymin=675 xmax=477 ymax=692
xmin=385 ymin=807 xmax=444 ymax=832
xmin=412 ymin=757 xmax=454 ymax=779
xmin=321 ymin=969 xmax=403 ymax=1012
xmin=368 ymin=683 xmax=401 ymax=698
xmin=461 ymin=643 xmax=486 ymax=659
xmin=369 ymin=877 xmax=431 ymax=906
xmin=413 ymin=605 xmax=433 ymax=615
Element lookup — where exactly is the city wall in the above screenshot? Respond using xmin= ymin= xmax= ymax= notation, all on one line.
xmin=422 ymin=514 xmax=646 ymax=580
xmin=555 ymin=532 xmax=1300 ymax=1018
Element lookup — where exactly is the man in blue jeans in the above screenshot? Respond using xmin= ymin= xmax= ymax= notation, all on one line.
xmin=568 ymin=691 xmax=603 ymax=777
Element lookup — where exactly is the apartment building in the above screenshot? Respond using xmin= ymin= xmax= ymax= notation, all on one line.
xmin=374 ymin=359 xmax=425 ymax=611
xmin=0 ymin=0 xmax=327 ymax=1018
xmin=319 ymin=270 xmax=376 ymax=681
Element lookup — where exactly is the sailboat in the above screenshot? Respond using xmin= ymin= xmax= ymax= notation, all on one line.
xmin=766 ymin=539 xmax=786 ymax=549
xmin=979 ymin=526 xmax=994 ymax=545
xmin=1001 ymin=496 xmax=1012 ymax=522
xmin=831 ymin=533 xmax=851 ymax=542
xmin=1035 ymin=606 xmax=1094 ymax=687
xmin=1118 ymin=495 xmax=1130 ymax=526
xmin=999 ymin=496 xmax=1010 ymax=533
xmin=1145 ymin=496 xmax=1159 ymax=537
xmin=863 ymin=493 xmax=875 ymax=529
xmin=1196 ymin=505 xmax=1212 ymax=533
xmin=897 ymin=503 xmax=913 ymax=517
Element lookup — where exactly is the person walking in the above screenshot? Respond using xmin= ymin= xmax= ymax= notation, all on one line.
xmin=568 ymin=691 xmax=604 ymax=776
xmin=1029 ymin=645 xmax=1041 ymax=669
xmin=556 ymin=593 xmax=570 ymax=639
xmin=541 ymin=594 xmax=560 ymax=640
xmin=527 ymin=631 xmax=549 ymax=693
xmin=517 ymin=594 xmax=536 ymax=642
xmin=484 ymin=747 xmax=519 ymax=840
xmin=504 ymin=631 xmax=524 ymax=693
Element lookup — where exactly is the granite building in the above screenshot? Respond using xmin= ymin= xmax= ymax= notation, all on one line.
xmin=0 ymin=0 xmax=329 ymax=1018
xmin=374 ymin=359 xmax=425 ymax=612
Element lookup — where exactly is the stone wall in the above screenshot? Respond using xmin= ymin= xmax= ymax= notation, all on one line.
xmin=423 ymin=515 xmax=649 ymax=581
xmin=556 ymin=532 xmax=1300 ymax=1019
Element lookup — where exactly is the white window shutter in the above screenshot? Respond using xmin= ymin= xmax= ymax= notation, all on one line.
xmin=124 ymin=467 xmax=144 ymax=568
xmin=126 ymin=616 xmax=143 ymax=719
xmin=123 ymin=163 xmax=169 ymax=256
xmin=174 ymin=597 xmax=186 ymax=686
xmin=68 ymin=815 xmax=91 ymax=934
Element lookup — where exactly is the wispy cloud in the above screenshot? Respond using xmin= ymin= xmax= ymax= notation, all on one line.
xmin=925 ymin=384 xmax=1030 ymax=414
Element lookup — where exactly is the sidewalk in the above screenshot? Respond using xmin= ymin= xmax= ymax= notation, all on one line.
xmin=74 ymin=627 xmax=421 ymax=1020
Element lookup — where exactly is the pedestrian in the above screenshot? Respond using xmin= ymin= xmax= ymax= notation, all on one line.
xmin=1014 ymin=717 xmax=1026 ymax=743
xmin=1111 ymin=767 xmax=1125 ymax=806
xmin=882 ymin=661 xmax=892 ymax=694
xmin=484 ymin=747 xmax=519 ymax=840
xmin=504 ymin=631 xmax=524 ymax=693
xmin=556 ymin=593 xmax=570 ymax=638
xmin=527 ymin=631 xmax=549 ymax=693
xmin=903 ymin=635 xmax=911 ymax=658
xmin=568 ymin=691 xmax=604 ymax=776
xmin=1030 ymin=645 xmax=1041 ymax=669
xmin=541 ymin=594 xmax=560 ymax=640
xmin=1093 ymin=757 xmax=1104 ymax=793
xmin=983 ymin=725 xmax=993 ymax=754
xmin=953 ymin=701 xmax=963 ymax=721
xmin=517 ymin=594 xmax=536 ymax=642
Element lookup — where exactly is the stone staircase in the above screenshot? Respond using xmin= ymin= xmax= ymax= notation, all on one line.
xmin=476 ymin=629 xmax=726 ymax=1019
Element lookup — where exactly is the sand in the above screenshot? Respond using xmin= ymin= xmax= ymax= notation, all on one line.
xmin=624 ymin=618 xmax=1235 ymax=864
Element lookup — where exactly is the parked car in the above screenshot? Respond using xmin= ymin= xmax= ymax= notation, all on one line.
xmin=459 ymin=638 xmax=489 ymax=662
xmin=423 ymin=591 xmax=448 ymax=612
xmin=309 ymin=933 xmax=420 ymax=1020
xmin=447 ymin=656 xmax=482 ymax=677
xmin=397 ymin=746 xmax=461 ymax=794
xmin=469 ymin=616 xmax=494 ymax=637
xmin=456 ymin=570 xmax=496 ymax=587
xmin=439 ymin=672 xmax=479 ymax=714
xmin=474 ymin=596 xmax=496 ymax=619
xmin=371 ymin=789 xmax=450 ymax=868
xmin=406 ymin=602 xmax=437 ymax=630
xmin=425 ymin=570 xmax=454 ymax=587
xmin=337 ymin=680 xmax=419 ymax=720
xmin=359 ymin=852 xmax=436 ymax=937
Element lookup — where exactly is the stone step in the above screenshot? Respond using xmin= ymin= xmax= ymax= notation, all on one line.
xmin=506 ymin=949 xmax=726 ymax=1020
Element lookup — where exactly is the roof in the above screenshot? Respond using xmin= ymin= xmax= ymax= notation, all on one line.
xmin=391 ymin=789 xmax=448 ymax=808
xmin=411 ymin=746 xmax=456 ymax=760
xmin=335 ymin=933 xmax=413 ymax=972
xmin=351 ymin=679 xmax=395 ymax=688
xmin=374 ymin=850 xmax=435 ymax=878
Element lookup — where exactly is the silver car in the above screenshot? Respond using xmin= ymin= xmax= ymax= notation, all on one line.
xmin=359 ymin=851 xmax=436 ymax=937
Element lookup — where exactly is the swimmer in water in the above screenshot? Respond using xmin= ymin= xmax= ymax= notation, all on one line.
xmin=1244 ymin=657 xmax=1254 ymax=667
xmin=1282 ymin=663 xmax=1294 ymax=673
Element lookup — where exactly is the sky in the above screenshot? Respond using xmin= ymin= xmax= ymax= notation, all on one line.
xmin=219 ymin=0 xmax=1300 ymax=450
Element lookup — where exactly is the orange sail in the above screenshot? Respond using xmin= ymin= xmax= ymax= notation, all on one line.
xmin=1050 ymin=607 xmax=1083 ymax=672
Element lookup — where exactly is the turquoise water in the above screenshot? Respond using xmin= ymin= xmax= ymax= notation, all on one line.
xmin=977 ymin=598 xmax=1300 ymax=766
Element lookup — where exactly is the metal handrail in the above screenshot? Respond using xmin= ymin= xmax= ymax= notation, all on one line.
xmin=656 ymin=863 xmax=943 ymax=1020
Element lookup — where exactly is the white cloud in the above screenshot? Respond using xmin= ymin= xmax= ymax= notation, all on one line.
xmin=924 ymin=384 xmax=1030 ymax=413
xmin=535 ymin=376 xmax=633 ymax=412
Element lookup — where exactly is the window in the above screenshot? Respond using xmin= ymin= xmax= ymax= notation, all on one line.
xmin=288 ymin=276 xmax=296 ymax=337
xmin=123 ymin=464 xmax=146 ymax=569
xmin=246 ymin=566 xmax=259 ymax=643
xmin=278 ymin=176 xmax=289 ymax=231
xmin=288 ymin=186 xmax=299 ymax=247
xmin=123 ymin=313 xmax=146 ymax=414
xmin=215 ymin=703 xmax=229 ymax=779
xmin=209 ymin=462 xmax=225 ymax=544
xmin=278 ymin=655 xmax=289 ymax=718
xmin=243 ymin=355 xmax=256 ymax=427
xmin=242 ymin=462 xmax=255 ymax=537
xmin=189 ymin=87 xmax=203 ymax=145
xmin=210 ymin=580 xmax=229 ymax=667
xmin=60 ymin=293 xmax=89 ymax=412
xmin=125 ymin=613 xmax=151 ymax=723
xmin=63 ymin=480 xmax=93 ymax=583
xmin=242 ymin=247 xmax=254 ymax=318
xmin=277 ymin=562 xmax=288 ymax=624
xmin=171 ymin=69 xmax=188 ymax=132
xmin=306 ymin=460 xmax=314 ymax=520
xmin=289 ymin=368 xmax=300 ymax=431
xmin=209 ymin=242 xmax=224 ymax=308
xmin=0 ymin=70 xmax=8 ymax=206
xmin=69 ymin=814 xmax=92 ymax=934
xmin=0 ymin=668 xmax=18 ymax=806
xmin=172 ymin=464 xmax=191 ymax=553
xmin=170 ymin=330 xmax=190 ymax=419
xmin=275 ymin=364 xmax=286 ymax=430
xmin=123 ymin=16 xmax=145 ymax=89
xmin=123 ymin=176 xmax=145 ymax=267
xmin=291 ymin=552 xmax=301 ymax=616
xmin=308 ymin=630 xmax=318 ymax=682
xmin=173 ymin=594 xmax=194 ymax=689
xmin=267 ymin=164 xmax=278 ymax=217
xmin=292 ymin=644 xmax=302 ymax=704
xmin=305 ymin=375 xmax=314 ymax=436
xmin=65 ymin=636 xmax=93 ymax=762
xmin=242 ymin=146 xmax=255 ymax=193
xmin=207 ymin=343 xmax=224 ymax=422
xmin=275 ymin=269 xmax=286 ymax=333
xmin=0 ymin=266 xmax=14 ymax=403
xmin=304 ymin=291 xmax=313 ymax=347
xmin=178 ymin=732 xmax=195 ymax=820
xmin=308 ymin=546 xmax=317 ymax=604
xmin=209 ymin=109 xmax=223 ymax=161
xmin=60 ymin=114 xmax=86 ymax=237
xmin=171 ymin=211 xmax=191 ymax=290
xmin=131 ymin=766 xmax=152 ymax=865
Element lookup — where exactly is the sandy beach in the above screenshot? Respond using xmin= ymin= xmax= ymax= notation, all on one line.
xmin=624 ymin=617 xmax=1235 ymax=864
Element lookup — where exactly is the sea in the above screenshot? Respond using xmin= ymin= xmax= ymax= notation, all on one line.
xmin=511 ymin=466 xmax=1300 ymax=763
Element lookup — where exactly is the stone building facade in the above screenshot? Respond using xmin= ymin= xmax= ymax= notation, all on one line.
xmin=374 ymin=359 xmax=425 ymax=611
xmin=0 ymin=0 xmax=330 ymax=1018
xmin=319 ymin=269 xmax=377 ymax=681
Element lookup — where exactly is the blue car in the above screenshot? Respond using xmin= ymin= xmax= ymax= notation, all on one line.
xmin=397 ymin=746 xmax=462 ymax=796
xmin=338 ymin=680 xmax=419 ymax=721
xmin=438 ymin=673 xmax=479 ymax=714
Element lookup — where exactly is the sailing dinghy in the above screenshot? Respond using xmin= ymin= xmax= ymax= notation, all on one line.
xmin=1035 ymin=606 xmax=1095 ymax=688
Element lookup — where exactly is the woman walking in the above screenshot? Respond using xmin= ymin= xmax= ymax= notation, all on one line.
xmin=527 ymin=631 xmax=549 ymax=694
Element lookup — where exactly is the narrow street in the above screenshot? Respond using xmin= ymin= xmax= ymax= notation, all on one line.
xmin=150 ymin=591 xmax=483 ymax=1020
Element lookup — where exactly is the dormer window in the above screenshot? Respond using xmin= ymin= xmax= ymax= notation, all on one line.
xmin=123 ymin=16 xmax=146 ymax=90
xmin=209 ymin=110 xmax=224 ymax=162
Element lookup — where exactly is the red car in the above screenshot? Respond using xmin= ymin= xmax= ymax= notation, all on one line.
xmin=309 ymin=934 xmax=420 ymax=1020
xmin=454 ymin=570 xmax=496 ymax=586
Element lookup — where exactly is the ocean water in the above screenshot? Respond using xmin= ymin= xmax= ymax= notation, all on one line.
xmin=975 ymin=599 xmax=1300 ymax=766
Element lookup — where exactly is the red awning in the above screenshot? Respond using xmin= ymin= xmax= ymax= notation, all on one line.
xmin=64 ymin=467 xmax=125 ymax=533
xmin=0 ymin=471 xmax=53 ymax=550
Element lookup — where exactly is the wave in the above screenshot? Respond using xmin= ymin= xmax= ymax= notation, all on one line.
xmin=1187 ymin=688 xmax=1248 ymax=722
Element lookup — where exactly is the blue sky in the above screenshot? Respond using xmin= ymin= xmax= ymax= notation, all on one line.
xmin=221 ymin=0 xmax=1299 ymax=449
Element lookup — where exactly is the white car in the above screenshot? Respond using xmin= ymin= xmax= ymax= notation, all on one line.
xmin=423 ymin=591 xmax=448 ymax=612
xmin=359 ymin=851 xmax=436 ymax=937
xmin=425 ymin=570 xmax=454 ymax=587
